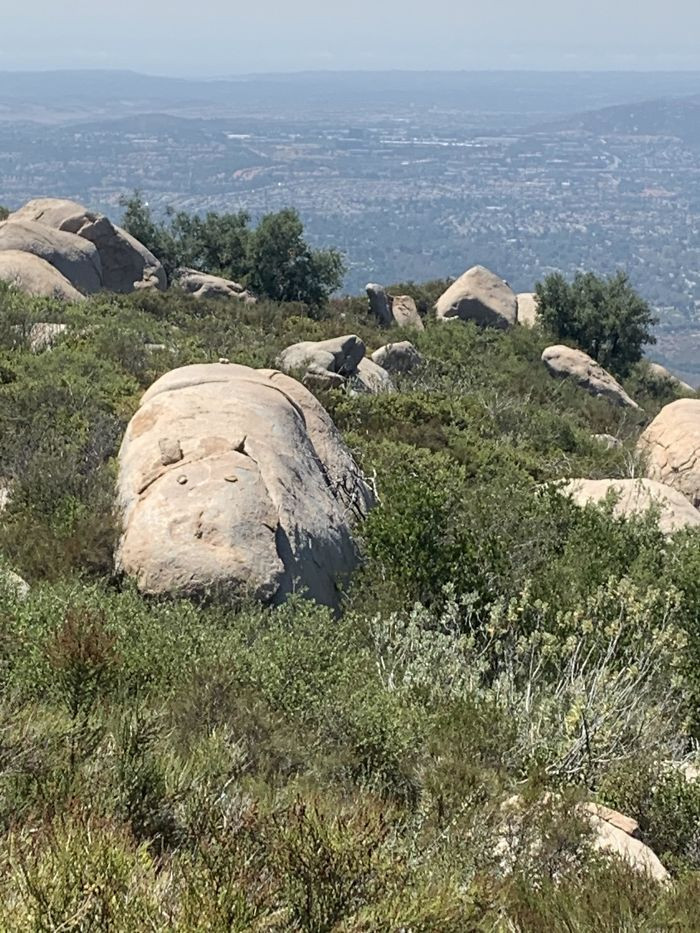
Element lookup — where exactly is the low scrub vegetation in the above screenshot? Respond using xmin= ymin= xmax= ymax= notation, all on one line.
xmin=0 ymin=279 xmax=698 ymax=928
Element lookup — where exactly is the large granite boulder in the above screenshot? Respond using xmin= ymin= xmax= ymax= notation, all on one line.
xmin=638 ymin=398 xmax=700 ymax=507
xmin=557 ymin=478 xmax=700 ymax=535
xmin=435 ymin=265 xmax=517 ymax=328
xmin=115 ymin=363 xmax=374 ymax=608
xmin=371 ymin=340 xmax=423 ymax=374
xmin=516 ymin=292 xmax=539 ymax=327
xmin=647 ymin=362 xmax=695 ymax=395
xmin=276 ymin=335 xmax=366 ymax=379
xmin=542 ymin=345 xmax=639 ymax=409
xmin=0 ymin=250 xmax=84 ymax=301
xmin=175 ymin=268 xmax=256 ymax=303
xmin=0 ymin=219 xmax=103 ymax=294
xmin=10 ymin=198 xmax=166 ymax=293
xmin=366 ymin=284 xmax=424 ymax=331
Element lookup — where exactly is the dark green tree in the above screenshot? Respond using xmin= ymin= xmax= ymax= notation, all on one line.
xmin=246 ymin=209 xmax=345 ymax=305
xmin=0 ymin=206 xmax=9 ymax=221
xmin=120 ymin=193 xmax=344 ymax=305
xmin=535 ymin=271 xmax=657 ymax=375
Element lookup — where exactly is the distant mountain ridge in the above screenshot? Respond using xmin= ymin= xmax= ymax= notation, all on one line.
xmin=535 ymin=94 xmax=700 ymax=146
xmin=3 ymin=70 xmax=700 ymax=126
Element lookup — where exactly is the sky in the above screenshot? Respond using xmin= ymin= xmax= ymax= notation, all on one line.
xmin=3 ymin=0 xmax=700 ymax=75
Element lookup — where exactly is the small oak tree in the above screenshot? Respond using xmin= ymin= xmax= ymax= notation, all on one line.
xmin=535 ymin=271 xmax=657 ymax=375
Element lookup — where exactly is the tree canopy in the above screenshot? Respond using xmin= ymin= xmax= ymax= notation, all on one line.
xmin=535 ymin=270 xmax=657 ymax=375
xmin=120 ymin=192 xmax=345 ymax=306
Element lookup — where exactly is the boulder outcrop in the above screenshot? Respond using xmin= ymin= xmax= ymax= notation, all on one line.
xmin=175 ymin=268 xmax=256 ymax=303
xmin=371 ymin=341 xmax=423 ymax=374
xmin=9 ymin=198 xmax=166 ymax=293
xmin=0 ymin=250 xmax=84 ymax=301
xmin=435 ymin=265 xmax=517 ymax=328
xmin=0 ymin=218 xmax=102 ymax=294
xmin=638 ymin=398 xmax=700 ymax=507
xmin=277 ymin=334 xmax=394 ymax=395
xmin=366 ymin=284 xmax=424 ymax=330
xmin=276 ymin=335 xmax=366 ymax=379
xmin=647 ymin=362 xmax=695 ymax=394
xmin=116 ymin=363 xmax=374 ymax=608
xmin=557 ymin=478 xmax=700 ymax=535
xmin=541 ymin=345 xmax=639 ymax=409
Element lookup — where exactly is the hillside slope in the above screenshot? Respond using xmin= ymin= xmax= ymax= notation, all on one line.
xmin=0 ymin=281 xmax=699 ymax=927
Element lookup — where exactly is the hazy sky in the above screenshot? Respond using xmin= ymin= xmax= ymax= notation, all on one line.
xmin=3 ymin=0 xmax=700 ymax=74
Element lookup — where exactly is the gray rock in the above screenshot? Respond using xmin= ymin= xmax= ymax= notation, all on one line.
xmin=592 ymin=433 xmax=623 ymax=450
xmin=0 ymin=570 xmax=29 ymax=601
xmin=176 ymin=268 xmax=256 ymax=303
xmin=542 ymin=345 xmax=639 ymax=409
xmin=0 ymin=250 xmax=84 ymax=301
xmin=0 ymin=219 xmax=103 ymax=294
xmin=28 ymin=322 xmax=67 ymax=352
xmin=116 ymin=363 xmax=374 ymax=608
xmin=366 ymin=284 xmax=424 ymax=330
xmin=276 ymin=335 xmax=365 ymax=379
xmin=557 ymin=478 xmax=700 ymax=535
xmin=371 ymin=340 xmax=423 ymax=374
xmin=350 ymin=357 xmax=394 ymax=395
xmin=366 ymin=283 xmax=394 ymax=327
xmin=303 ymin=365 xmax=346 ymax=391
xmin=638 ymin=398 xmax=700 ymax=507
xmin=435 ymin=265 xmax=517 ymax=328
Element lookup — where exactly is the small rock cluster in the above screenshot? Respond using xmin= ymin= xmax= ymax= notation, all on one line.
xmin=276 ymin=334 xmax=422 ymax=395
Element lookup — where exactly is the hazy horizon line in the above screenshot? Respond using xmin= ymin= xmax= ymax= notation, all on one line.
xmin=4 ymin=66 xmax=700 ymax=80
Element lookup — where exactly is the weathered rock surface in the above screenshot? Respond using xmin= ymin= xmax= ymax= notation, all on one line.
xmin=366 ymin=284 xmax=424 ymax=330
xmin=500 ymin=796 xmax=668 ymax=882
xmin=116 ymin=363 xmax=374 ymax=608
xmin=557 ymin=478 xmax=700 ymax=535
xmin=371 ymin=341 xmax=423 ymax=374
xmin=277 ymin=335 xmax=365 ymax=379
xmin=390 ymin=295 xmax=424 ymax=330
xmin=0 ymin=219 xmax=103 ymax=294
xmin=592 ymin=433 xmax=623 ymax=450
xmin=584 ymin=804 xmax=669 ymax=883
xmin=541 ymin=345 xmax=639 ymax=409
xmin=0 ymin=250 xmax=84 ymax=301
xmin=647 ymin=362 xmax=695 ymax=394
xmin=516 ymin=292 xmax=539 ymax=327
xmin=176 ymin=268 xmax=256 ymax=303
xmin=0 ymin=570 xmax=30 ymax=601
xmin=10 ymin=198 xmax=166 ymax=293
xmin=435 ymin=265 xmax=517 ymax=328
xmin=350 ymin=357 xmax=394 ymax=394
xmin=27 ymin=322 xmax=68 ymax=352
xmin=638 ymin=398 xmax=700 ymax=507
